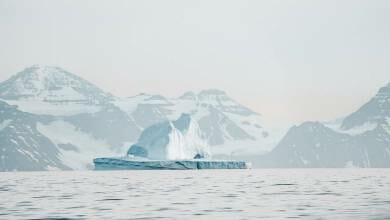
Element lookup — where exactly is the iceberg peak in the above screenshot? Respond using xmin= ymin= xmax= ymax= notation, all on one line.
xmin=127 ymin=114 xmax=210 ymax=160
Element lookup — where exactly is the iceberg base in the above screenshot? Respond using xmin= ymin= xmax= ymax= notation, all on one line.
xmin=93 ymin=157 xmax=249 ymax=170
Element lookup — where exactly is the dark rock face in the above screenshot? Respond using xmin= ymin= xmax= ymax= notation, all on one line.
xmin=0 ymin=101 xmax=71 ymax=171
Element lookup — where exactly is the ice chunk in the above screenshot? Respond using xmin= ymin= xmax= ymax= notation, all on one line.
xmin=93 ymin=157 xmax=249 ymax=170
xmin=127 ymin=114 xmax=211 ymax=160
xmin=94 ymin=114 xmax=250 ymax=170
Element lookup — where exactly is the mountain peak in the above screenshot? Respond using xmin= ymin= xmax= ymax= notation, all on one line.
xmin=376 ymin=82 xmax=390 ymax=97
xmin=341 ymin=82 xmax=390 ymax=130
xmin=178 ymin=91 xmax=197 ymax=100
xmin=197 ymin=89 xmax=230 ymax=103
xmin=145 ymin=95 xmax=169 ymax=102
xmin=198 ymin=89 xmax=227 ymax=97
xmin=196 ymin=89 xmax=256 ymax=116
xmin=30 ymin=64 xmax=53 ymax=68
xmin=25 ymin=64 xmax=67 ymax=72
xmin=0 ymin=65 xmax=112 ymax=102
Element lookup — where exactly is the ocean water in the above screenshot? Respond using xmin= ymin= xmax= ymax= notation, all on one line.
xmin=1 ymin=169 xmax=389 ymax=219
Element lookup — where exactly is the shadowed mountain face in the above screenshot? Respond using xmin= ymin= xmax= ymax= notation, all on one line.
xmin=0 ymin=101 xmax=70 ymax=171
xmin=0 ymin=66 xmax=275 ymax=171
xmin=257 ymin=83 xmax=390 ymax=168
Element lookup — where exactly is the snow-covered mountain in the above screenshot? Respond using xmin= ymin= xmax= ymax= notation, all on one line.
xmin=3 ymin=65 xmax=387 ymax=170
xmin=0 ymin=65 xmax=277 ymax=171
xmin=115 ymin=89 xmax=280 ymax=155
xmin=257 ymin=83 xmax=390 ymax=168
xmin=0 ymin=65 xmax=112 ymax=102
xmin=128 ymin=114 xmax=210 ymax=160
xmin=0 ymin=65 xmax=113 ymax=116
xmin=341 ymin=83 xmax=390 ymax=130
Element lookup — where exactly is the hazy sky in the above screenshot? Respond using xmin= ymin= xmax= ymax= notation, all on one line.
xmin=0 ymin=0 xmax=389 ymax=125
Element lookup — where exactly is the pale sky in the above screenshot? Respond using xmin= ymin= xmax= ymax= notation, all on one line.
xmin=0 ymin=0 xmax=389 ymax=125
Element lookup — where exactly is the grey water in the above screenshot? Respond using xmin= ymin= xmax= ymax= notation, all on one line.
xmin=1 ymin=169 xmax=389 ymax=220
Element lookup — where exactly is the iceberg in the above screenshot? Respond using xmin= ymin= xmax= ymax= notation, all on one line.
xmin=126 ymin=113 xmax=211 ymax=160
xmin=93 ymin=157 xmax=249 ymax=170
xmin=94 ymin=114 xmax=249 ymax=170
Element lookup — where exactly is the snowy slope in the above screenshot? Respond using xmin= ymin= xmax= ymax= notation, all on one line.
xmin=0 ymin=101 xmax=70 ymax=171
xmin=0 ymin=100 xmax=135 ymax=171
xmin=0 ymin=65 xmax=112 ymax=116
xmin=37 ymin=120 xmax=122 ymax=170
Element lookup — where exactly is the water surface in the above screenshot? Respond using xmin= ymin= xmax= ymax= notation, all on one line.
xmin=1 ymin=169 xmax=389 ymax=219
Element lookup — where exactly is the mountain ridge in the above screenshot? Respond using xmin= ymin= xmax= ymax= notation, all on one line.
xmin=0 ymin=65 xmax=276 ymax=171
xmin=257 ymin=82 xmax=390 ymax=168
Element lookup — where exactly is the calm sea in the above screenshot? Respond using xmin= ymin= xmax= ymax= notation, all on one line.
xmin=1 ymin=169 xmax=389 ymax=219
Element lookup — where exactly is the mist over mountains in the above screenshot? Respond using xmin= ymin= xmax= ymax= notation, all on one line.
xmin=0 ymin=65 xmax=389 ymax=171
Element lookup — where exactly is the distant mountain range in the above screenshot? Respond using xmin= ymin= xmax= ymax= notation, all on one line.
xmin=0 ymin=65 xmax=277 ymax=171
xmin=0 ymin=65 xmax=389 ymax=171
xmin=256 ymin=83 xmax=390 ymax=168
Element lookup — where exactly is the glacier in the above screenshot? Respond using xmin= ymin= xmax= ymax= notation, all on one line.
xmin=94 ymin=114 xmax=249 ymax=170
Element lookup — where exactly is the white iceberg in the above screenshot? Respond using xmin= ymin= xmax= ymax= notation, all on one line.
xmin=127 ymin=113 xmax=211 ymax=160
xmin=94 ymin=114 xmax=249 ymax=170
xmin=93 ymin=157 xmax=249 ymax=170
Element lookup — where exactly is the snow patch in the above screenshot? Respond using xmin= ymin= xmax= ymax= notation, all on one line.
xmin=37 ymin=120 xmax=118 ymax=170
xmin=325 ymin=122 xmax=378 ymax=136
xmin=3 ymin=99 xmax=101 ymax=116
